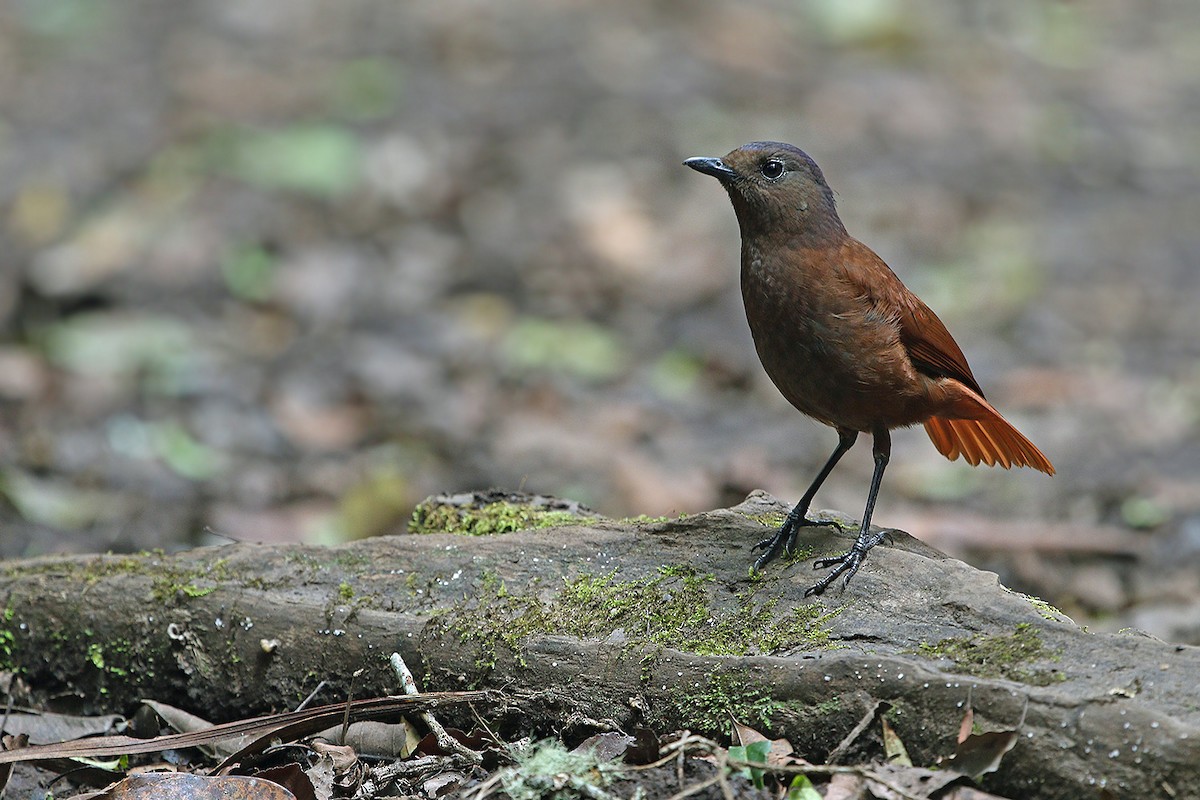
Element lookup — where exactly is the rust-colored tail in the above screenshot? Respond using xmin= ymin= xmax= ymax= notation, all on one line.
xmin=924 ymin=408 xmax=1055 ymax=475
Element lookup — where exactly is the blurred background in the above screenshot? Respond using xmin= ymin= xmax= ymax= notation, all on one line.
xmin=0 ymin=0 xmax=1198 ymax=639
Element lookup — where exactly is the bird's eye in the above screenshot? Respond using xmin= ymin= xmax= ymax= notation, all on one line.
xmin=760 ymin=160 xmax=785 ymax=180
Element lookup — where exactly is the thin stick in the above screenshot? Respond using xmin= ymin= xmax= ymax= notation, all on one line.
xmin=390 ymin=652 xmax=482 ymax=764
xmin=826 ymin=699 xmax=888 ymax=764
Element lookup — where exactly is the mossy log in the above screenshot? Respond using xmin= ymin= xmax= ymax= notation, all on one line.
xmin=0 ymin=490 xmax=1195 ymax=799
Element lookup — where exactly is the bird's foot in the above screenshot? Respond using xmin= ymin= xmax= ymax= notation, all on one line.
xmin=803 ymin=529 xmax=891 ymax=597
xmin=751 ymin=510 xmax=818 ymax=571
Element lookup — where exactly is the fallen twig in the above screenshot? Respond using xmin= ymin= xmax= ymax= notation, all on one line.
xmin=390 ymin=651 xmax=483 ymax=764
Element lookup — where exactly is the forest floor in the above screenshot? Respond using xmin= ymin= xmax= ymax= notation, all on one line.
xmin=0 ymin=5 xmax=1199 ymax=795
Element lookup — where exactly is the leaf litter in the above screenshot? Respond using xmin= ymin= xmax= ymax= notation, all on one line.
xmin=2 ymin=657 xmax=1026 ymax=799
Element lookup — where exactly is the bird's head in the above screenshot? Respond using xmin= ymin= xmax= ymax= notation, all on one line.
xmin=684 ymin=141 xmax=846 ymax=243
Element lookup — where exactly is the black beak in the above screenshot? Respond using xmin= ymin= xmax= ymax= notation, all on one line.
xmin=684 ymin=156 xmax=738 ymax=182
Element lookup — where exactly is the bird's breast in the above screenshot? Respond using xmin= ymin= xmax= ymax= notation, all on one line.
xmin=740 ymin=244 xmax=926 ymax=431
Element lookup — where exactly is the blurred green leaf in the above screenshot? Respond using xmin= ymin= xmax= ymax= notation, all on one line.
xmin=221 ymin=243 xmax=277 ymax=301
xmin=14 ymin=0 xmax=109 ymax=39
xmin=330 ymin=59 xmax=403 ymax=121
xmin=331 ymin=468 xmax=411 ymax=542
xmin=1036 ymin=103 xmax=1086 ymax=165
xmin=1121 ymin=496 xmax=1168 ymax=530
xmin=39 ymin=313 xmax=194 ymax=388
xmin=786 ymin=774 xmax=822 ymax=800
xmin=502 ymin=318 xmax=626 ymax=383
xmin=152 ymin=421 xmax=224 ymax=481
xmin=0 ymin=471 xmax=128 ymax=530
xmin=106 ymin=414 xmax=155 ymax=459
xmin=728 ymin=739 xmax=771 ymax=789
xmin=1032 ymin=2 xmax=1093 ymax=68
xmin=219 ymin=125 xmax=363 ymax=197
xmin=649 ymin=349 xmax=703 ymax=400
xmin=913 ymin=221 xmax=1041 ymax=323
xmin=897 ymin=461 xmax=983 ymax=502
xmin=805 ymin=0 xmax=908 ymax=45
xmin=106 ymin=415 xmax=224 ymax=480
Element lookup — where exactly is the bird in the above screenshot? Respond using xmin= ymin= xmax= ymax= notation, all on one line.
xmin=684 ymin=142 xmax=1054 ymax=596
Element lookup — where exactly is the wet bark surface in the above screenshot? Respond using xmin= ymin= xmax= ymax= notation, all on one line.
xmin=1 ymin=491 xmax=1194 ymax=798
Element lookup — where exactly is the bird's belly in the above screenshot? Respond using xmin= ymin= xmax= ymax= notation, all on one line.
xmin=748 ymin=308 xmax=927 ymax=432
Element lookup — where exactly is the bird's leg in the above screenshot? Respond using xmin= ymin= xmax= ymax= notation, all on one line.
xmin=805 ymin=428 xmax=891 ymax=596
xmin=753 ymin=428 xmax=858 ymax=570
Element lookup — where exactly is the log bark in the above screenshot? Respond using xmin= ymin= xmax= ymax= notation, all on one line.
xmin=0 ymin=490 xmax=1194 ymax=799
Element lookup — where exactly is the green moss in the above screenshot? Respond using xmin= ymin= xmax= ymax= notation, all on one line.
xmin=242 ymin=576 xmax=274 ymax=591
xmin=1014 ymin=591 xmax=1074 ymax=624
xmin=148 ymin=559 xmax=231 ymax=603
xmin=4 ymin=554 xmax=267 ymax=690
xmin=61 ymin=556 xmax=150 ymax=582
xmin=619 ymin=514 xmax=670 ymax=525
xmin=671 ymin=673 xmax=781 ymax=733
xmin=333 ymin=551 xmax=371 ymax=569
xmin=4 ymin=553 xmax=237 ymax=605
xmin=284 ymin=551 xmax=323 ymax=568
xmin=498 ymin=738 xmax=618 ymax=798
xmin=86 ymin=641 xmax=129 ymax=678
xmin=3 ymin=595 xmax=164 ymax=693
xmin=436 ymin=564 xmax=840 ymax=676
xmin=744 ymin=510 xmax=788 ymax=528
xmin=479 ymin=569 xmax=509 ymax=599
xmin=87 ymin=642 xmax=104 ymax=670
xmin=743 ymin=510 xmax=860 ymax=533
xmin=814 ymin=696 xmax=842 ymax=717
xmin=555 ymin=567 xmax=837 ymax=655
xmin=409 ymin=498 xmax=587 ymax=536
xmin=915 ymin=623 xmax=1064 ymax=685
xmin=783 ymin=545 xmax=818 ymax=565
xmin=338 ymin=580 xmax=355 ymax=600
xmin=0 ymin=606 xmax=14 ymax=669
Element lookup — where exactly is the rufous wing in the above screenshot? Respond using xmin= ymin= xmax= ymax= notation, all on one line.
xmin=838 ymin=238 xmax=1054 ymax=474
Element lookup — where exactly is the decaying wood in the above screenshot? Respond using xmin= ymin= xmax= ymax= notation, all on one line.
xmin=0 ymin=491 xmax=1194 ymax=799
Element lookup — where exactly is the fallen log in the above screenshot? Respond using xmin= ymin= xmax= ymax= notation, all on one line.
xmin=0 ymin=490 xmax=1192 ymax=798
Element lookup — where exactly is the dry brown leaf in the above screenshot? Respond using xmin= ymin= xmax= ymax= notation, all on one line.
xmin=944 ymin=729 xmax=1019 ymax=781
xmin=0 ymin=711 xmax=122 ymax=744
xmin=248 ymin=763 xmax=315 ymax=800
xmin=730 ymin=716 xmax=795 ymax=766
xmin=957 ymin=705 xmax=975 ymax=746
xmin=945 ymin=700 xmax=1025 ymax=780
xmin=140 ymin=699 xmax=252 ymax=760
xmin=314 ymin=719 xmax=420 ymax=758
xmin=0 ymin=692 xmax=485 ymax=770
xmin=863 ymin=763 xmax=961 ymax=800
xmin=309 ymin=741 xmax=358 ymax=773
xmin=571 ymin=731 xmax=635 ymax=762
xmin=102 ymin=772 xmax=297 ymax=799
xmin=823 ymin=771 xmax=866 ymax=800
xmin=880 ymin=717 xmax=912 ymax=768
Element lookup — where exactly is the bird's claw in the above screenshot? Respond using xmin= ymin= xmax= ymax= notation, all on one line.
xmin=751 ymin=512 xmax=817 ymax=570
xmin=804 ymin=548 xmax=867 ymax=597
xmin=803 ymin=529 xmax=893 ymax=595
